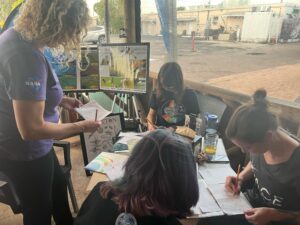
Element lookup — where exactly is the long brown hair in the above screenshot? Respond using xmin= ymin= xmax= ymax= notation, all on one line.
xmin=226 ymin=89 xmax=278 ymax=143
xmin=101 ymin=129 xmax=199 ymax=218
xmin=156 ymin=62 xmax=184 ymax=105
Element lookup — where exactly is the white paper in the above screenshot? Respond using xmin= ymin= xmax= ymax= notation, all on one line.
xmin=117 ymin=135 xmax=142 ymax=145
xmin=75 ymin=100 xmax=111 ymax=121
xmin=103 ymin=160 xmax=126 ymax=181
xmin=119 ymin=131 xmax=149 ymax=137
xmin=198 ymin=163 xmax=236 ymax=185
xmin=207 ymin=183 xmax=252 ymax=215
xmin=191 ymin=179 xmax=223 ymax=216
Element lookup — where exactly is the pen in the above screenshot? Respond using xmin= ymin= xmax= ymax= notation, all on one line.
xmin=147 ymin=118 xmax=157 ymax=129
xmin=235 ymin=164 xmax=241 ymax=192
xmin=89 ymin=109 xmax=99 ymax=137
xmin=95 ymin=109 xmax=98 ymax=121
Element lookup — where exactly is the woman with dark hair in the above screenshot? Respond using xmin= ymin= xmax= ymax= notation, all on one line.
xmin=0 ymin=1 xmax=100 ymax=225
xmin=75 ymin=129 xmax=199 ymax=225
xmin=224 ymin=89 xmax=300 ymax=225
xmin=147 ymin=62 xmax=199 ymax=130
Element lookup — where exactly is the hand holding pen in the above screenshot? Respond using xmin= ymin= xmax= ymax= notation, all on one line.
xmin=147 ymin=118 xmax=157 ymax=131
xmin=225 ymin=164 xmax=242 ymax=195
xmin=89 ymin=109 xmax=99 ymax=137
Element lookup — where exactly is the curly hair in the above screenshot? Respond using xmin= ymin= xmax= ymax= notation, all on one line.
xmin=14 ymin=0 xmax=89 ymax=50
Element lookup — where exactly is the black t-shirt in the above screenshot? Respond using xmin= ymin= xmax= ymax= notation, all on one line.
xmin=75 ymin=182 xmax=183 ymax=225
xmin=250 ymin=146 xmax=300 ymax=211
xmin=149 ymin=89 xmax=199 ymax=127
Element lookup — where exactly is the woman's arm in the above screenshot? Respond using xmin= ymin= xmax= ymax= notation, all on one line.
xmin=225 ymin=162 xmax=253 ymax=194
xmin=245 ymin=208 xmax=300 ymax=225
xmin=147 ymin=108 xmax=156 ymax=131
xmin=13 ymin=100 xmax=100 ymax=141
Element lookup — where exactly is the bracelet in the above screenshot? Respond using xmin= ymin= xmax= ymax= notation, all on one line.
xmin=73 ymin=123 xmax=84 ymax=133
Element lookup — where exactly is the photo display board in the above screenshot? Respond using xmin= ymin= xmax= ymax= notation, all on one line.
xmin=98 ymin=43 xmax=150 ymax=94
xmin=79 ymin=47 xmax=100 ymax=91
xmin=44 ymin=48 xmax=78 ymax=91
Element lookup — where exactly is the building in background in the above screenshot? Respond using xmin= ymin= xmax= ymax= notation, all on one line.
xmin=141 ymin=2 xmax=300 ymax=43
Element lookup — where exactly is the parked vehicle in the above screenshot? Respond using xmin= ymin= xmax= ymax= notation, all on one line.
xmin=82 ymin=25 xmax=106 ymax=44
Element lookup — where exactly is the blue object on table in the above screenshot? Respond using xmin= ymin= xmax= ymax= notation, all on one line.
xmin=112 ymin=143 xmax=128 ymax=152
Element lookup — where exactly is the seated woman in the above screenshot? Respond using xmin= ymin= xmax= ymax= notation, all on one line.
xmin=147 ymin=62 xmax=200 ymax=130
xmin=225 ymin=89 xmax=300 ymax=225
xmin=75 ymin=129 xmax=199 ymax=225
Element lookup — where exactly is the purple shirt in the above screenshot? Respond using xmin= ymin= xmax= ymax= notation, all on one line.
xmin=0 ymin=28 xmax=63 ymax=161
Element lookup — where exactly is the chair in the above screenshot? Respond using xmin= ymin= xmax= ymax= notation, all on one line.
xmin=0 ymin=140 xmax=79 ymax=214
xmin=53 ymin=140 xmax=79 ymax=213
xmin=0 ymin=172 xmax=22 ymax=214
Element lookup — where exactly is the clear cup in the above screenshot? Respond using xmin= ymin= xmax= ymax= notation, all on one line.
xmin=204 ymin=129 xmax=218 ymax=160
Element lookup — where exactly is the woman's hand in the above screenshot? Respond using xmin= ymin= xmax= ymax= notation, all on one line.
xmin=60 ymin=96 xmax=82 ymax=111
xmin=225 ymin=175 xmax=242 ymax=194
xmin=148 ymin=124 xmax=156 ymax=131
xmin=245 ymin=208 xmax=275 ymax=225
xmin=74 ymin=120 xmax=101 ymax=133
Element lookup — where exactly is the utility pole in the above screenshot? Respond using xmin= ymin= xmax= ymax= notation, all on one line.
xmin=104 ymin=0 xmax=110 ymax=43
xmin=205 ymin=0 xmax=211 ymax=39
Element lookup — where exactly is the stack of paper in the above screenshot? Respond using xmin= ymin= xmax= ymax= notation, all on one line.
xmin=191 ymin=179 xmax=224 ymax=218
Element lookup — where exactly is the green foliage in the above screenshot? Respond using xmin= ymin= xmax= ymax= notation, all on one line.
xmin=0 ymin=0 xmax=23 ymax=27
xmin=177 ymin=7 xmax=185 ymax=11
xmin=93 ymin=0 xmax=124 ymax=33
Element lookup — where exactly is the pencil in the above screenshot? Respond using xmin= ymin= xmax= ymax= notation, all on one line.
xmin=146 ymin=118 xmax=157 ymax=128
xmin=235 ymin=164 xmax=241 ymax=192
xmin=95 ymin=109 xmax=98 ymax=121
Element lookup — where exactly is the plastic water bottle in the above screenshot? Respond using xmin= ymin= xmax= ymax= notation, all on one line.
xmin=205 ymin=114 xmax=218 ymax=133
xmin=204 ymin=114 xmax=219 ymax=160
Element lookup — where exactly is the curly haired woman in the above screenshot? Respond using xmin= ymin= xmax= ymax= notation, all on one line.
xmin=0 ymin=1 xmax=100 ymax=225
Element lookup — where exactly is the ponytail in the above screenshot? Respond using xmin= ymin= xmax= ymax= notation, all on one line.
xmin=226 ymin=89 xmax=278 ymax=143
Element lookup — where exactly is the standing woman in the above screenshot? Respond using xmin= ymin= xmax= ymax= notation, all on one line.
xmin=0 ymin=1 xmax=100 ymax=225
xmin=147 ymin=62 xmax=199 ymax=130
xmin=225 ymin=89 xmax=300 ymax=225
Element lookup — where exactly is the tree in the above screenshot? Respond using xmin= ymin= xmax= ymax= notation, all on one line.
xmin=177 ymin=7 xmax=185 ymax=11
xmin=94 ymin=0 xmax=124 ymax=33
xmin=0 ymin=0 xmax=23 ymax=28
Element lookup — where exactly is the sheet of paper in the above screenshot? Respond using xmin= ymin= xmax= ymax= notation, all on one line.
xmin=117 ymin=135 xmax=142 ymax=145
xmin=85 ymin=152 xmax=128 ymax=173
xmin=75 ymin=100 xmax=111 ymax=121
xmin=191 ymin=179 xmax=223 ymax=216
xmin=207 ymin=183 xmax=252 ymax=215
xmin=119 ymin=131 xmax=149 ymax=137
xmin=198 ymin=163 xmax=236 ymax=185
xmin=103 ymin=159 xmax=126 ymax=181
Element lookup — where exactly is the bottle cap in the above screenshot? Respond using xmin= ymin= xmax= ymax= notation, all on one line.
xmin=206 ymin=128 xmax=217 ymax=134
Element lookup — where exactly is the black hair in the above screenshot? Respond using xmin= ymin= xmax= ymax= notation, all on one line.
xmin=156 ymin=62 xmax=184 ymax=104
xmin=101 ymin=129 xmax=199 ymax=218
